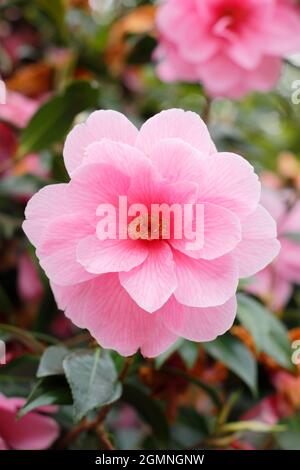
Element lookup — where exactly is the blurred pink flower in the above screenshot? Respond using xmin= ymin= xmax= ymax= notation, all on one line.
xmin=247 ymin=188 xmax=300 ymax=310
xmin=51 ymin=314 xmax=74 ymax=339
xmin=1 ymin=26 xmax=38 ymax=66
xmin=0 ymin=91 xmax=39 ymax=128
xmin=112 ymin=404 xmax=142 ymax=430
xmin=23 ymin=109 xmax=279 ymax=357
xmin=271 ymin=369 xmax=300 ymax=412
xmin=241 ymin=395 xmax=282 ymax=425
xmin=0 ymin=122 xmax=47 ymax=200
xmin=155 ymin=0 xmax=300 ymax=98
xmin=17 ymin=252 xmax=43 ymax=302
xmin=241 ymin=369 xmax=300 ymax=426
xmin=0 ymin=112 xmax=48 ymax=186
xmin=0 ymin=394 xmax=59 ymax=450
xmin=0 ymin=78 xmax=6 ymax=104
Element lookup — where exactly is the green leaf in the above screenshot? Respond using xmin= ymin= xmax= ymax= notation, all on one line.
xmin=127 ymin=35 xmax=157 ymax=65
xmin=34 ymin=0 xmax=67 ymax=41
xmin=20 ymin=80 xmax=99 ymax=155
xmin=18 ymin=376 xmax=73 ymax=417
xmin=179 ymin=341 xmax=199 ymax=369
xmin=155 ymin=339 xmax=183 ymax=369
xmin=283 ymin=232 xmax=300 ymax=244
xmin=171 ymin=407 xmax=212 ymax=449
xmin=237 ymin=293 xmax=293 ymax=370
xmin=203 ymin=333 xmax=257 ymax=395
xmin=52 ymin=153 xmax=70 ymax=183
xmin=0 ymin=285 xmax=13 ymax=317
xmin=37 ymin=345 xmax=69 ymax=378
xmin=122 ymin=383 xmax=169 ymax=446
xmin=62 ymin=349 xmax=122 ymax=421
xmin=0 ymin=324 xmax=44 ymax=354
xmin=0 ymin=354 xmax=39 ymax=379
xmin=275 ymin=414 xmax=300 ymax=450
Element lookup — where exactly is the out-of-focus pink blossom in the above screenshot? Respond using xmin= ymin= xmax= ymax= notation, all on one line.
xmin=0 ymin=78 xmax=6 ymax=104
xmin=17 ymin=252 xmax=43 ymax=302
xmin=0 ymin=393 xmax=59 ymax=450
xmin=0 ymin=91 xmax=39 ymax=128
xmin=242 ymin=395 xmax=282 ymax=425
xmin=271 ymin=370 xmax=300 ymax=412
xmin=14 ymin=153 xmax=49 ymax=180
xmin=51 ymin=315 xmax=74 ymax=339
xmin=112 ymin=405 xmax=142 ymax=430
xmin=1 ymin=26 xmax=38 ymax=66
xmin=0 ymin=123 xmax=47 ymax=200
xmin=247 ymin=188 xmax=300 ymax=310
xmin=23 ymin=108 xmax=279 ymax=357
xmin=155 ymin=0 xmax=300 ymax=98
xmin=231 ymin=440 xmax=255 ymax=450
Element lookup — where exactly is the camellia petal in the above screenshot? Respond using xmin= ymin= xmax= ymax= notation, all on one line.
xmin=63 ymin=110 xmax=138 ymax=175
xmin=136 ymin=108 xmax=212 ymax=157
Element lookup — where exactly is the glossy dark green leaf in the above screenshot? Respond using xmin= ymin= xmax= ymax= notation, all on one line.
xmin=203 ymin=333 xmax=257 ymax=395
xmin=63 ymin=349 xmax=122 ymax=421
xmin=275 ymin=414 xmax=300 ymax=450
xmin=52 ymin=153 xmax=70 ymax=183
xmin=122 ymin=383 xmax=169 ymax=446
xmin=237 ymin=293 xmax=293 ymax=370
xmin=18 ymin=376 xmax=72 ymax=417
xmin=37 ymin=345 xmax=69 ymax=378
xmin=155 ymin=339 xmax=183 ymax=369
xmin=35 ymin=0 xmax=67 ymax=41
xmin=179 ymin=341 xmax=199 ymax=369
xmin=0 ymin=354 xmax=39 ymax=379
xmin=170 ymin=407 xmax=213 ymax=449
xmin=20 ymin=80 xmax=99 ymax=155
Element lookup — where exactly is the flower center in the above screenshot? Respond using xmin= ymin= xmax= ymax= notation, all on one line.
xmin=213 ymin=3 xmax=249 ymax=36
xmin=128 ymin=213 xmax=169 ymax=241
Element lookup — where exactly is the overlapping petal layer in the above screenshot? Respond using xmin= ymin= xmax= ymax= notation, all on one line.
xmin=23 ymin=109 xmax=279 ymax=356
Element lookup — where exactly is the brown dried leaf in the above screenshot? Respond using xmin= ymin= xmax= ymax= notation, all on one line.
xmin=105 ymin=5 xmax=157 ymax=76
xmin=7 ymin=63 xmax=53 ymax=98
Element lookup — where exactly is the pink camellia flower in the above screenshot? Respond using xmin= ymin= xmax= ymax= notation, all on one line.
xmin=155 ymin=0 xmax=300 ymax=98
xmin=241 ymin=395 xmax=282 ymax=426
xmin=0 ymin=394 xmax=59 ymax=450
xmin=0 ymin=122 xmax=47 ymax=190
xmin=247 ymin=188 xmax=300 ymax=310
xmin=23 ymin=109 xmax=279 ymax=357
xmin=17 ymin=252 xmax=43 ymax=302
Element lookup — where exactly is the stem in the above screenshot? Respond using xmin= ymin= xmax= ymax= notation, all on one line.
xmin=96 ymin=424 xmax=115 ymax=451
xmin=63 ymin=332 xmax=93 ymax=348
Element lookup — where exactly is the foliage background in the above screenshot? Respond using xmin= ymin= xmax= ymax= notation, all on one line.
xmin=0 ymin=0 xmax=300 ymax=450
